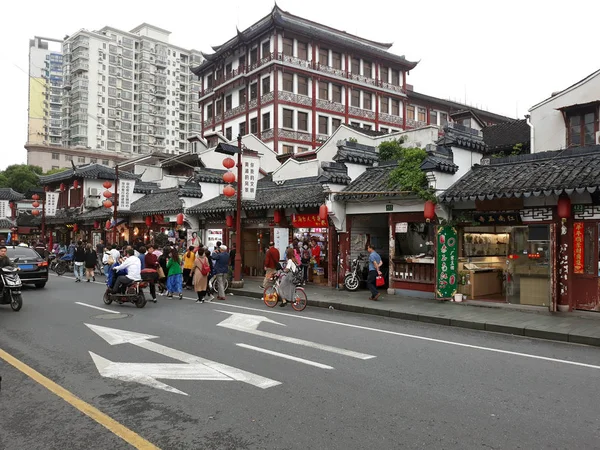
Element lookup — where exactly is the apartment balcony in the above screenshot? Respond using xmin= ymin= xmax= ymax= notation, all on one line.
xmin=71 ymin=39 xmax=89 ymax=51
xmin=155 ymin=56 xmax=167 ymax=67
xmin=71 ymin=62 xmax=89 ymax=73
xmin=203 ymin=117 xmax=214 ymax=128
xmin=278 ymin=90 xmax=312 ymax=107
xmin=71 ymin=51 xmax=89 ymax=61
xmin=316 ymin=98 xmax=345 ymax=114
xmin=349 ymin=106 xmax=375 ymax=120
xmin=379 ymin=112 xmax=403 ymax=125
xmin=155 ymin=87 xmax=167 ymax=97
xmin=224 ymin=104 xmax=247 ymax=120
xmin=262 ymin=129 xmax=274 ymax=140
xmin=278 ymin=128 xmax=312 ymax=143
xmin=151 ymin=127 xmax=167 ymax=137
xmin=406 ymin=118 xmax=428 ymax=129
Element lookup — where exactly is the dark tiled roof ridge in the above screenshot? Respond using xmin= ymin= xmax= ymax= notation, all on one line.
xmin=485 ymin=145 xmax=600 ymax=167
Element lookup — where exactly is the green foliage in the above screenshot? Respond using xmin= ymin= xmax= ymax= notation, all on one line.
xmin=378 ymin=139 xmax=435 ymax=202
xmin=0 ymin=164 xmax=44 ymax=193
xmin=347 ymin=137 xmax=358 ymax=143
xmin=492 ymin=142 xmax=524 ymax=158
xmin=44 ymin=167 xmax=69 ymax=175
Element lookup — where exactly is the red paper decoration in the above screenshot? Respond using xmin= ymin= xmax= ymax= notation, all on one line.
xmin=32 ymin=209 xmax=40 ymax=216
xmin=103 ymin=181 xmax=113 ymax=189
xmin=103 ymin=200 xmax=113 ymax=208
xmin=176 ymin=213 xmax=184 ymax=226
xmin=223 ymin=171 xmax=236 ymax=184
xmin=319 ymin=204 xmax=328 ymax=220
xmin=32 ymin=194 xmax=40 ymax=201
xmin=222 ymin=157 xmax=235 ymax=169
xmin=223 ymin=185 xmax=235 ymax=197
xmin=274 ymin=209 xmax=281 ymax=224
xmin=60 ymin=183 xmax=66 ymax=192
xmin=557 ymin=195 xmax=571 ymax=220
xmin=145 ymin=216 xmax=152 ymax=226
xmin=32 ymin=201 xmax=40 ymax=208
xmin=73 ymin=180 xmax=79 ymax=189
xmin=226 ymin=215 xmax=234 ymax=227
xmin=73 ymin=224 xmax=79 ymax=232
xmin=94 ymin=221 xmax=100 ymax=229
xmin=105 ymin=220 xmax=111 ymax=229
xmin=103 ymin=191 xmax=113 ymax=198
xmin=424 ymin=200 xmax=436 ymax=222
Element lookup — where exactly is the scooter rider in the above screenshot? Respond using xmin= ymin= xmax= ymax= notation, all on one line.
xmin=111 ymin=248 xmax=141 ymax=294
xmin=0 ymin=246 xmax=15 ymax=269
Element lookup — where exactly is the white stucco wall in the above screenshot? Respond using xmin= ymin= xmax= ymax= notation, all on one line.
xmin=529 ymin=71 xmax=600 ymax=152
xmin=272 ymin=159 xmax=319 ymax=182
xmin=345 ymin=199 xmax=423 ymax=215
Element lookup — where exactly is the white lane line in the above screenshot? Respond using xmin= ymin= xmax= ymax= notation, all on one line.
xmin=75 ymin=302 xmax=120 ymax=314
xmin=216 ymin=303 xmax=600 ymax=371
xmin=236 ymin=343 xmax=334 ymax=370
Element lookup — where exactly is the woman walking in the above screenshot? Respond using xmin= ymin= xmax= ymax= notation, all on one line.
xmin=193 ymin=249 xmax=210 ymax=303
xmin=158 ymin=246 xmax=170 ymax=295
xmin=73 ymin=241 xmax=86 ymax=282
xmin=204 ymin=248 xmax=215 ymax=302
xmin=166 ymin=248 xmax=183 ymax=299
xmin=182 ymin=246 xmax=195 ymax=289
xmin=279 ymin=248 xmax=299 ymax=307
xmin=84 ymin=243 xmax=97 ymax=282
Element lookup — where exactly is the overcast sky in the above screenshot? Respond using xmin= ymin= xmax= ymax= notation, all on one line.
xmin=1 ymin=0 xmax=598 ymax=169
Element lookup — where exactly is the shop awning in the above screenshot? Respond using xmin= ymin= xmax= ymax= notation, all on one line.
xmin=439 ymin=145 xmax=600 ymax=203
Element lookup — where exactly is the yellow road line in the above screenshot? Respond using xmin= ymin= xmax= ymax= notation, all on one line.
xmin=0 ymin=348 xmax=159 ymax=450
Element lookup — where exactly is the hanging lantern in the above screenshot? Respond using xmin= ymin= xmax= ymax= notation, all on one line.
xmin=105 ymin=220 xmax=111 ymax=229
xmin=73 ymin=180 xmax=79 ymax=189
xmin=103 ymin=199 xmax=113 ymax=208
xmin=73 ymin=224 xmax=79 ymax=233
xmin=424 ymin=200 xmax=436 ymax=222
xmin=319 ymin=204 xmax=328 ymax=220
xmin=176 ymin=213 xmax=184 ymax=226
xmin=31 ymin=194 xmax=40 ymax=201
xmin=223 ymin=171 xmax=236 ymax=184
xmin=155 ymin=214 xmax=164 ymax=224
xmin=223 ymin=185 xmax=236 ymax=197
xmin=222 ymin=157 xmax=235 ymax=169
xmin=60 ymin=183 xmax=66 ymax=192
xmin=103 ymin=181 xmax=113 ymax=189
xmin=226 ymin=215 xmax=234 ymax=228
xmin=94 ymin=221 xmax=100 ymax=229
xmin=103 ymin=191 xmax=113 ymax=198
xmin=145 ymin=216 xmax=152 ymax=226
xmin=32 ymin=209 xmax=40 ymax=216
xmin=274 ymin=209 xmax=281 ymax=224
xmin=557 ymin=195 xmax=571 ymax=223
xmin=32 ymin=201 xmax=40 ymax=208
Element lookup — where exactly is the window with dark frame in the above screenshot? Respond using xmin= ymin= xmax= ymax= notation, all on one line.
xmin=250 ymin=117 xmax=258 ymax=134
xmin=238 ymin=55 xmax=245 ymax=70
xmin=319 ymin=47 xmax=328 ymax=65
xmin=391 ymin=69 xmax=400 ymax=86
xmin=262 ymin=112 xmax=270 ymax=130
xmin=440 ymin=112 xmax=448 ymax=126
xmin=430 ymin=110 xmax=438 ymax=126
xmin=250 ymin=83 xmax=257 ymax=100
xmin=332 ymin=118 xmax=341 ymax=131
xmin=239 ymin=88 xmax=246 ymax=105
xmin=297 ymin=41 xmax=308 ymax=60
xmin=351 ymin=57 xmax=360 ymax=74
xmin=282 ymin=144 xmax=294 ymax=154
xmin=351 ymin=89 xmax=360 ymax=107
xmin=380 ymin=127 xmax=389 ymax=134
xmin=283 ymin=73 xmax=294 ymax=92
xmin=283 ymin=108 xmax=293 ymax=128
xmin=332 ymin=51 xmax=341 ymax=69
xmin=225 ymin=63 xmax=232 ymax=76
xmin=298 ymin=111 xmax=308 ymax=131
xmin=262 ymin=41 xmax=270 ymax=58
xmin=318 ymin=115 xmax=328 ymax=134
xmin=225 ymin=95 xmax=232 ymax=111
xmin=418 ymin=107 xmax=426 ymax=122
xmin=407 ymin=105 xmax=415 ymax=120
xmin=206 ymin=104 xmax=213 ymax=118
xmin=250 ymin=48 xmax=258 ymax=65
xmin=319 ymin=81 xmax=328 ymax=100
xmin=239 ymin=121 xmax=246 ymax=136
xmin=283 ymin=38 xmax=293 ymax=57
xmin=380 ymin=97 xmax=389 ymax=114
xmin=380 ymin=66 xmax=388 ymax=83
xmin=262 ymin=76 xmax=270 ymax=94
xmin=216 ymin=99 xmax=222 ymax=115
xmin=332 ymin=84 xmax=342 ymax=103
xmin=568 ymin=109 xmax=598 ymax=147
xmin=297 ymin=146 xmax=309 ymax=153
xmin=363 ymin=93 xmax=372 ymax=110
xmin=363 ymin=61 xmax=372 ymax=78
xmin=225 ymin=127 xmax=232 ymax=141
xmin=297 ymin=76 xmax=308 ymax=96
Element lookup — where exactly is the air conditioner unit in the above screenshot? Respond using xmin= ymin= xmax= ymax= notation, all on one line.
xmin=597 ymin=131 xmax=600 ymax=145
xmin=87 ymin=187 xmax=99 ymax=196
xmin=85 ymin=197 xmax=101 ymax=208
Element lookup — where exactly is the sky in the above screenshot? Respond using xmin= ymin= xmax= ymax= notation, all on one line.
xmin=1 ymin=0 xmax=598 ymax=170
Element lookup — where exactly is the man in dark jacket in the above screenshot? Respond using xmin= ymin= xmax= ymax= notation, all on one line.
xmin=211 ymin=245 xmax=229 ymax=300
xmin=74 ymin=241 xmax=86 ymax=282
xmin=144 ymin=245 xmax=159 ymax=302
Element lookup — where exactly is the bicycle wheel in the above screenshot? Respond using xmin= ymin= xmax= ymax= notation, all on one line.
xmin=291 ymin=287 xmax=307 ymax=311
xmin=263 ymin=286 xmax=278 ymax=308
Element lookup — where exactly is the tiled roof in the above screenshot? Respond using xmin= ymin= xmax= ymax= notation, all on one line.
xmin=333 ymin=141 xmax=379 ymax=165
xmin=421 ymin=154 xmax=458 ymax=174
xmin=16 ymin=213 xmax=41 ymax=227
xmin=440 ymin=145 xmax=600 ymax=202
xmin=345 ymin=124 xmax=389 ymax=137
xmin=0 ymin=189 xmax=25 ymax=201
xmin=134 ymin=181 xmax=159 ymax=194
xmin=336 ymin=164 xmax=409 ymax=200
xmin=191 ymin=168 xmax=227 ymax=184
xmin=187 ymin=176 xmax=326 ymax=214
xmin=77 ymin=208 xmax=115 ymax=222
xmin=483 ymin=119 xmax=531 ymax=152
xmin=38 ymin=164 xmax=138 ymax=184
xmin=317 ymin=161 xmax=351 ymax=185
xmin=44 ymin=207 xmax=82 ymax=224
xmin=0 ymin=218 xmax=15 ymax=230
xmin=130 ymin=189 xmax=185 ymax=215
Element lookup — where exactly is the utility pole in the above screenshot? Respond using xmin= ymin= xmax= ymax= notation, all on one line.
xmin=112 ymin=165 xmax=119 ymax=244
xmin=233 ymin=135 xmax=244 ymax=287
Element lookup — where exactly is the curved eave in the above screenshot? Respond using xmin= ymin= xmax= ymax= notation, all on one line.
xmin=439 ymin=186 xmax=600 ymax=203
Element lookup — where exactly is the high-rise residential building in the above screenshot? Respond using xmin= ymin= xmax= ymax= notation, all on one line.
xmin=28 ymin=37 xmax=64 ymax=146
xmin=193 ymin=5 xmax=512 ymax=155
xmin=60 ymin=23 xmax=203 ymax=156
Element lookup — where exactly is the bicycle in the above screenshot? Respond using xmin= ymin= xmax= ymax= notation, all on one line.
xmin=208 ymin=276 xmax=229 ymax=295
xmin=263 ymin=270 xmax=307 ymax=311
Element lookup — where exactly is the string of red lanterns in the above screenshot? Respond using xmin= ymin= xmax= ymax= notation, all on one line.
xmin=222 ymin=157 xmax=236 ymax=198
xmin=31 ymin=194 xmax=41 ymax=216
xmin=103 ymin=181 xmax=113 ymax=209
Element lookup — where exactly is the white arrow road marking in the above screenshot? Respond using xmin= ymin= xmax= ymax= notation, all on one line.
xmin=216 ymin=311 xmax=376 ymax=360
xmin=85 ymin=324 xmax=281 ymax=392
xmin=236 ymin=344 xmax=334 ymax=370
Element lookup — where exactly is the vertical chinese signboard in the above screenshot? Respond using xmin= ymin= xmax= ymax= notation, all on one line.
xmin=573 ymin=222 xmax=584 ymax=274
xmin=242 ymin=154 xmax=260 ymax=201
xmin=436 ymin=226 xmax=458 ymax=299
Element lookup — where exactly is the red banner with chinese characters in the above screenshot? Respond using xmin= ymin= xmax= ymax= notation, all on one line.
xmin=292 ymin=214 xmax=328 ymax=228
xmin=573 ymin=222 xmax=584 ymax=274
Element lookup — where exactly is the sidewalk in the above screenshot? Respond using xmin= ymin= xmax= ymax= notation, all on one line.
xmin=230 ymin=279 xmax=600 ymax=347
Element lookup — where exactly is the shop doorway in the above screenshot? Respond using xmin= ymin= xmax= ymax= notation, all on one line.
xmin=241 ymin=229 xmax=269 ymax=277
xmin=572 ymin=222 xmax=600 ymax=311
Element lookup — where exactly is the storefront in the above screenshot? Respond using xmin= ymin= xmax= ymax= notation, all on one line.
xmin=292 ymin=213 xmax=330 ymax=285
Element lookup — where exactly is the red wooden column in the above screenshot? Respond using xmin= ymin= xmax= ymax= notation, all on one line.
xmin=257 ymin=75 xmax=262 ymax=139
xmin=311 ymin=41 xmax=317 ymax=148
xmin=375 ymin=92 xmax=380 ymax=131
xmin=200 ymin=101 xmax=204 ymax=137
xmin=402 ymin=99 xmax=407 ymax=130
xmin=558 ymin=219 xmax=572 ymax=311
xmin=338 ymin=216 xmax=352 ymax=287
xmin=273 ymin=33 xmax=279 ymax=153
xmin=344 ymin=54 xmax=350 ymax=124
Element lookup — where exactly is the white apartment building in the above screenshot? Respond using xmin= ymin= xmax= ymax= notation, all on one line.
xmin=28 ymin=37 xmax=64 ymax=146
xmin=60 ymin=23 xmax=203 ymax=157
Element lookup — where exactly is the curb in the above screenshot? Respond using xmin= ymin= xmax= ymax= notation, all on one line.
xmin=229 ymin=288 xmax=600 ymax=348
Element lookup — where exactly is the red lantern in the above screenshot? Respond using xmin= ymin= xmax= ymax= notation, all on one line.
xmin=32 ymin=209 xmax=40 ymax=216
xmin=223 ymin=185 xmax=236 ymax=197
xmin=222 ymin=157 xmax=235 ymax=170
xmin=103 ymin=200 xmax=113 ymax=208
xmin=73 ymin=224 xmax=79 ymax=233
xmin=103 ymin=181 xmax=113 ymax=189
xmin=73 ymin=180 xmax=79 ymax=189
xmin=105 ymin=220 xmax=111 ymax=229
xmin=176 ymin=213 xmax=184 ymax=226
xmin=145 ymin=216 xmax=152 ymax=226
xmin=424 ymin=200 xmax=436 ymax=222
xmin=274 ymin=209 xmax=281 ymax=224
xmin=32 ymin=194 xmax=40 ymax=201
xmin=226 ymin=215 xmax=234 ymax=227
xmin=155 ymin=214 xmax=164 ymax=224
xmin=103 ymin=191 xmax=113 ymax=198
xmin=94 ymin=221 xmax=100 ymax=229
xmin=557 ymin=195 xmax=571 ymax=222
xmin=32 ymin=201 xmax=40 ymax=208
xmin=319 ymin=204 xmax=328 ymax=220
xmin=60 ymin=183 xmax=66 ymax=192
xmin=223 ymin=171 xmax=236 ymax=184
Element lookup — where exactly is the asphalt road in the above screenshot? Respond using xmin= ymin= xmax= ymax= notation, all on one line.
xmin=1 ymin=274 xmax=600 ymax=449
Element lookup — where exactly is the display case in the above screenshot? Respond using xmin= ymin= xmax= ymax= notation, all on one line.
xmin=463 ymin=231 xmax=509 ymax=257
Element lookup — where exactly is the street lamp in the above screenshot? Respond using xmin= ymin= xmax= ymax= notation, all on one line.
xmin=215 ymin=135 xmax=244 ymax=288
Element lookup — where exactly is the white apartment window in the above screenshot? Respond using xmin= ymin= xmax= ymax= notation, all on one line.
xmin=102 ymin=159 xmax=109 ymax=165
xmin=78 ymin=157 xmax=85 ymax=163
xmin=51 ymin=153 xmax=60 ymax=160
xmin=64 ymin=155 xmax=73 ymax=161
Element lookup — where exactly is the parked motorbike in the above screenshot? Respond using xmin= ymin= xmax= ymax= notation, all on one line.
xmin=51 ymin=252 xmax=73 ymax=276
xmin=344 ymin=253 xmax=388 ymax=291
xmin=0 ymin=263 xmax=23 ymax=311
xmin=103 ymin=282 xmax=147 ymax=308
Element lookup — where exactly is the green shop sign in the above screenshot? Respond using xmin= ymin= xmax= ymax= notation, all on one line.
xmin=436 ymin=226 xmax=458 ymax=299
